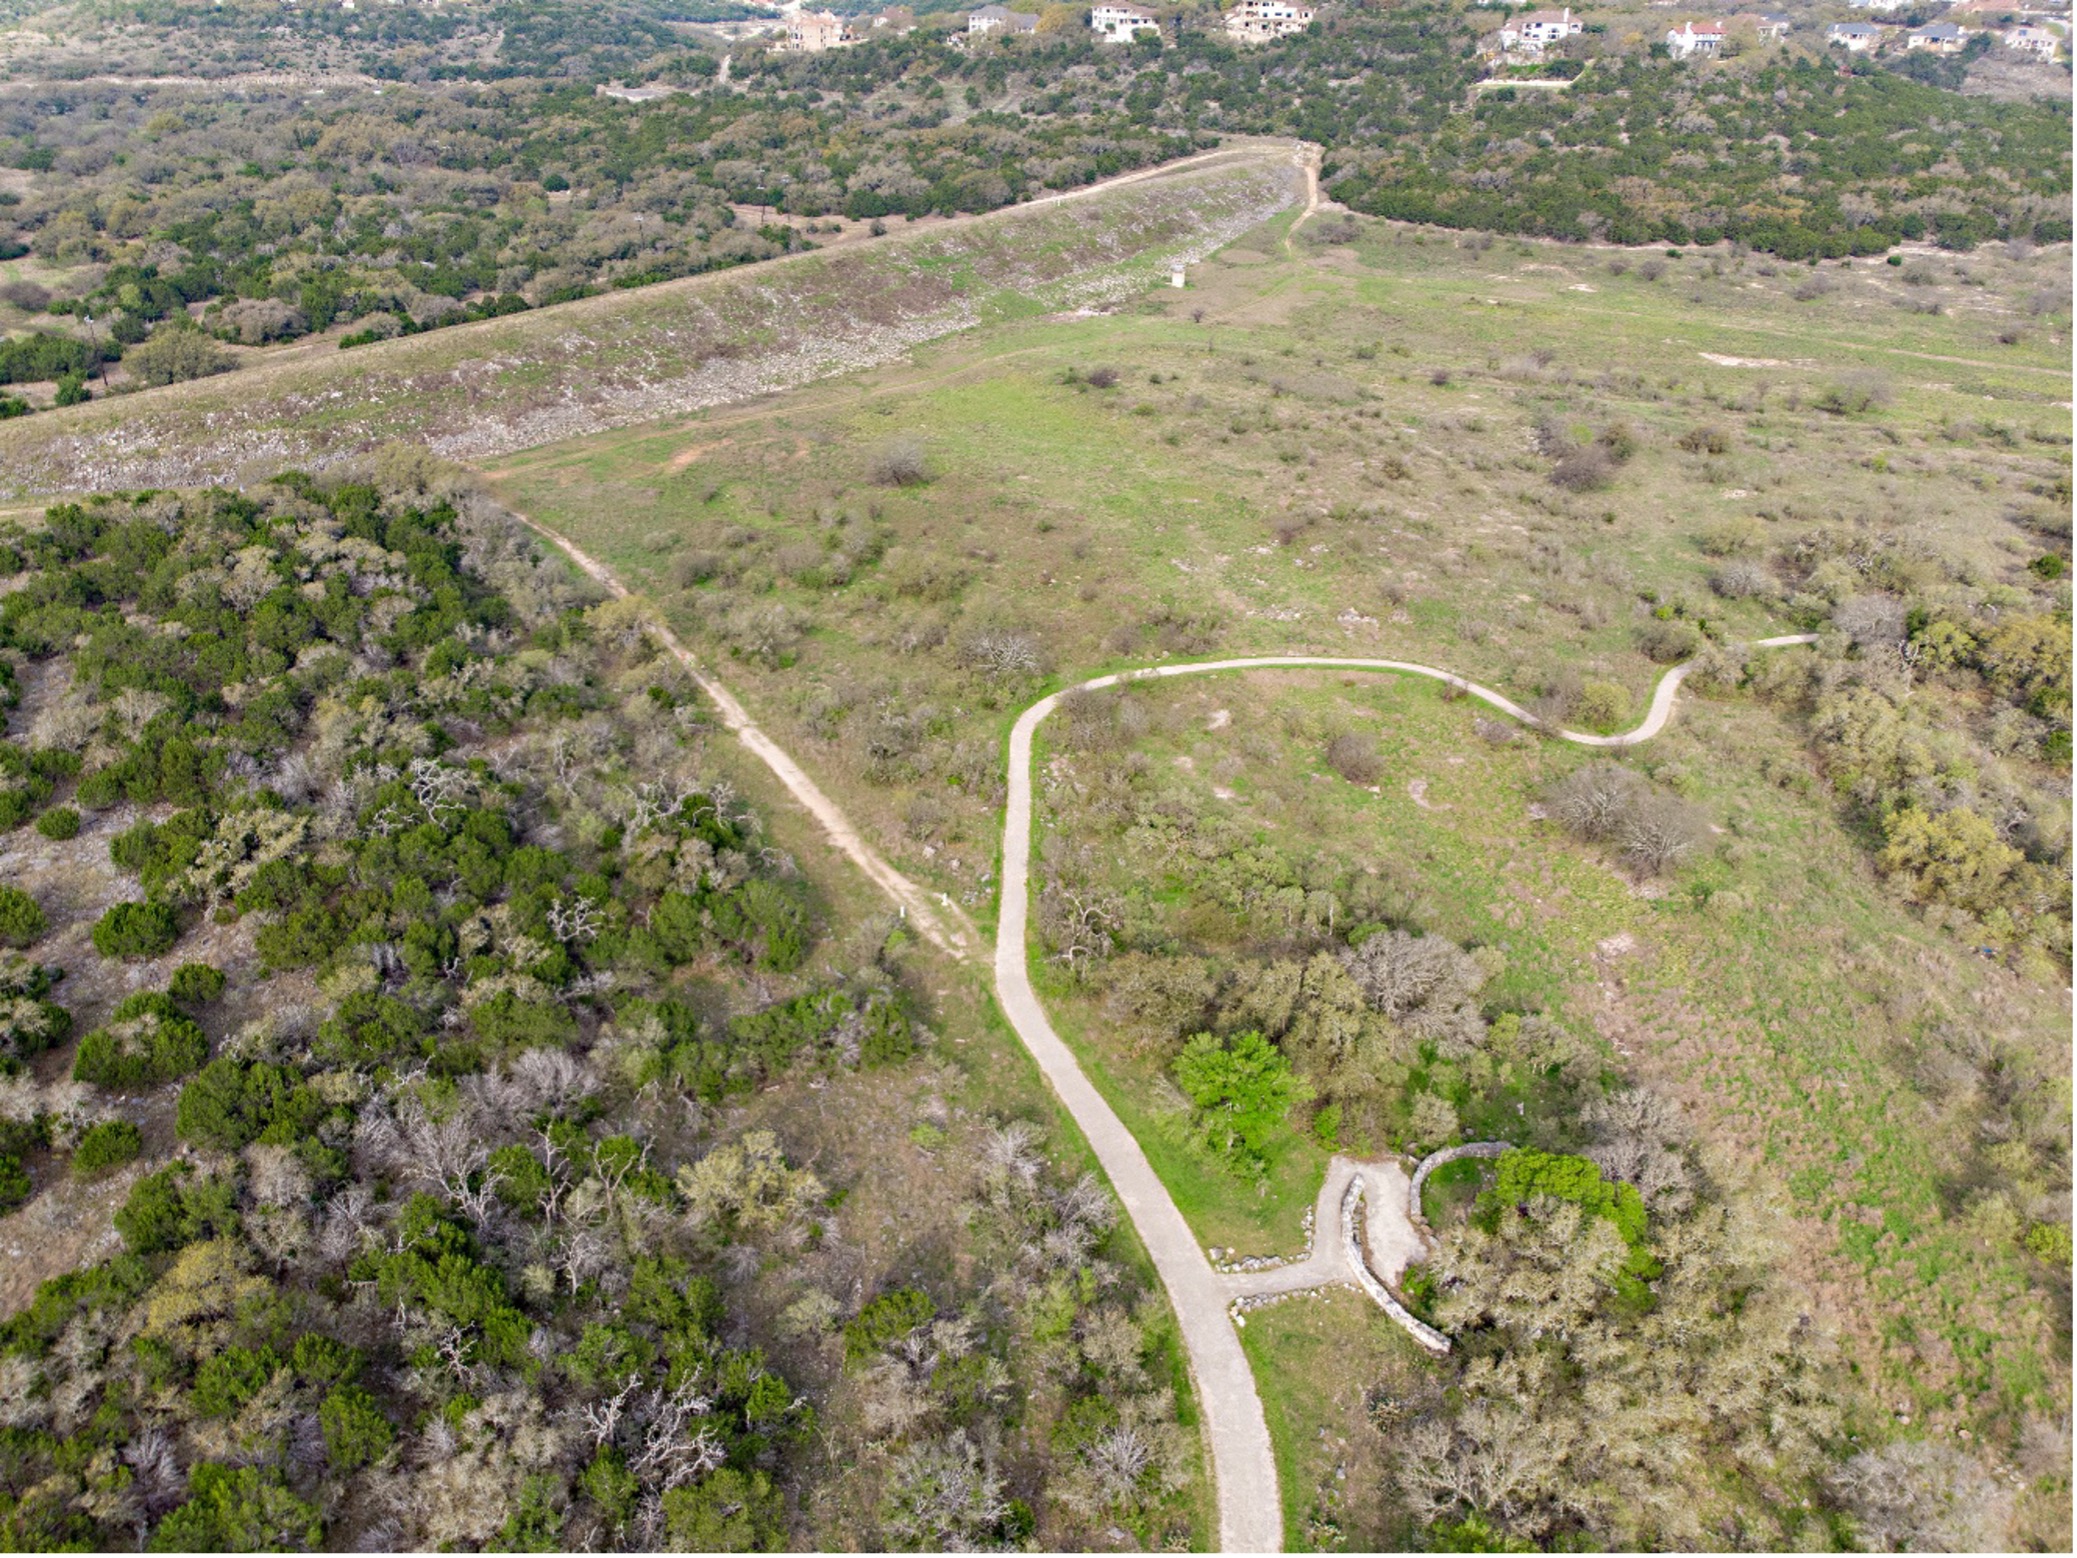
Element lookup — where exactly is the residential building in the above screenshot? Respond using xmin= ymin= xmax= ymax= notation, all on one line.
xmin=785 ymin=9 xmax=851 ymax=50
xmin=1090 ymin=1 xmax=1159 ymax=38
xmin=1497 ymin=8 xmax=1583 ymax=51
xmin=1514 ymin=6 xmax=1584 ymax=42
xmin=1846 ymin=0 xmax=1908 ymax=12
xmin=1666 ymin=18 xmax=1725 ymax=54
xmin=1737 ymin=12 xmax=1793 ymax=38
xmin=2002 ymin=21 xmax=2061 ymax=50
xmin=968 ymin=3 xmax=1037 ymax=33
xmin=1827 ymin=20 xmax=1881 ymax=49
xmin=1905 ymin=19 xmax=1968 ymax=47
xmin=1225 ymin=0 xmax=1314 ymax=40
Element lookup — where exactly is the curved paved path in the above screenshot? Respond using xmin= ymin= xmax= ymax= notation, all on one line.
xmin=1000 ymin=694 xmax=1285 ymax=1553
xmin=998 ymin=642 xmax=1816 ymax=1550
xmin=1216 ymin=1153 xmax=1425 ymax=1299
xmin=509 ymin=494 xmax=1813 ymax=1551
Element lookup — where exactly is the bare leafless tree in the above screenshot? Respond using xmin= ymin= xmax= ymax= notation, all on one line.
xmin=1545 ymin=762 xmax=1646 ymax=842
xmin=1827 ymin=1440 xmax=2014 ymax=1552
xmin=1832 ymin=593 xmax=1908 ymax=650
xmin=625 ymin=779 xmax=699 ymax=833
xmin=408 ymin=757 xmax=471 ymax=823
xmin=546 ymin=894 xmax=602 ymax=944
xmin=627 ymin=1380 xmax=724 ymax=1493
xmin=1618 ymin=790 xmax=1706 ymax=874
xmin=1546 ymin=763 xmax=1706 ymax=874
xmin=1040 ymin=881 xmax=1121 ymax=971
xmin=870 ymin=438 xmax=930 ymax=487
xmin=959 ymin=628 xmax=1043 ymax=679
xmin=881 ymin=1429 xmax=1007 ymax=1548
xmin=1325 ymin=732 xmax=1383 ymax=784
xmin=1342 ymin=929 xmax=1489 ymax=1056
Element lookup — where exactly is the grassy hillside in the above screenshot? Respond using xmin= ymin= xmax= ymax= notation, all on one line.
xmin=0 ymin=144 xmax=1302 ymax=495
xmin=488 ymin=210 xmax=2071 ymax=1547
xmin=488 ymin=214 xmax=2069 ymax=933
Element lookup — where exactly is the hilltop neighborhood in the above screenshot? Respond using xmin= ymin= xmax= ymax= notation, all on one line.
xmin=755 ymin=0 xmax=2064 ymax=64
xmin=1466 ymin=0 xmax=2065 ymax=65
xmin=773 ymin=0 xmax=1317 ymax=49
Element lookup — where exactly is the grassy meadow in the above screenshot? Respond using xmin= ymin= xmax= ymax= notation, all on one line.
xmin=486 ymin=206 xmax=2068 ymax=959
xmin=488 ymin=206 xmax=2071 ymax=1545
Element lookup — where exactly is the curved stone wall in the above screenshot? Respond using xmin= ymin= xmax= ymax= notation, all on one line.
xmin=1409 ymin=1140 xmax=1515 ymax=1227
xmin=1344 ymin=1174 xmax=1451 ymax=1356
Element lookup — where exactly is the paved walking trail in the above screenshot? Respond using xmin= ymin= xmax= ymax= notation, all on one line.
xmin=997 ymin=646 xmax=1816 ymax=1550
xmin=1212 ymin=1154 xmax=1425 ymax=1300
xmin=511 ymin=499 xmax=1816 ymax=1550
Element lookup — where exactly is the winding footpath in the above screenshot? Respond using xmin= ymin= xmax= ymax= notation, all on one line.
xmin=511 ymin=499 xmax=1814 ymax=1551
xmin=1283 ymin=143 xmax=1325 ymax=251
xmin=996 ymin=644 xmax=1817 ymax=1551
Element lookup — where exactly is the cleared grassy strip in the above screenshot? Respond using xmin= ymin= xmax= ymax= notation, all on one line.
xmin=0 ymin=148 xmax=1302 ymax=497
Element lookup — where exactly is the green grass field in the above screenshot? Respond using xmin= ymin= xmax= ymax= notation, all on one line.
xmin=1237 ymin=1286 xmax=1430 ymax=1551
xmin=481 ymin=206 xmax=2070 ymax=1539
xmin=487 ymin=207 xmax=2068 ymax=972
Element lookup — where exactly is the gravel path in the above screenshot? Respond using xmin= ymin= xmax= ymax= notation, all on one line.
xmin=1215 ymin=1154 xmax=1423 ymax=1298
xmin=509 ymin=512 xmax=980 ymax=963
xmin=999 ymin=686 xmax=1287 ymax=1551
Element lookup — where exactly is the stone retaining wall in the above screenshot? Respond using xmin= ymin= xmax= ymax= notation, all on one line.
xmin=1409 ymin=1140 xmax=1514 ymax=1227
xmin=1344 ymin=1174 xmax=1451 ymax=1356
xmin=1211 ymin=1205 xmax=1314 ymax=1275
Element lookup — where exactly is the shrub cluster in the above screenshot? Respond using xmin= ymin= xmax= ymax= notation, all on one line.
xmin=1544 ymin=762 xmax=1708 ymax=875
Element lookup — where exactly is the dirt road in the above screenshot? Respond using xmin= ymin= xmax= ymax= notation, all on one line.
xmin=1283 ymin=144 xmax=1324 ymax=251
xmin=507 ymin=510 xmax=979 ymax=963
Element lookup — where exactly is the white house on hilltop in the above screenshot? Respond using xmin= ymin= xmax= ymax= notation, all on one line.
xmin=1498 ymin=6 xmax=1584 ymax=51
xmin=1516 ymin=7 xmax=1584 ymax=42
xmin=1666 ymin=18 xmax=1725 ymax=54
xmin=1225 ymin=0 xmax=1315 ymax=41
xmin=1091 ymin=1 xmax=1159 ymax=39
xmin=1906 ymin=19 xmax=1969 ymax=48
xmin=1827 ymin=20 xmax=1880 ymax=49
xmin=2003 ymin=22 xmax=2061 ymax=52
